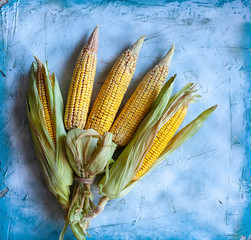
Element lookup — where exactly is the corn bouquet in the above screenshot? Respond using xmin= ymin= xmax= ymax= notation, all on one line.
xmin=26 ymin=26 xmax=217 ymax=240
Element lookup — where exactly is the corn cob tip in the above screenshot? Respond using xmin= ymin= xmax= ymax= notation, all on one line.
xmin=158 ymin=44 xmax=175 ymax=67
xmin=33 ymin=55 xmax=42 ymax=65
xmin=129 ymin=35 xmax=145 ymax=55
xmin=85 ymin=25 xmax=99 ymax=54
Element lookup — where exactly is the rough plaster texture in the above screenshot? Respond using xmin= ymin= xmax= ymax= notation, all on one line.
xmin=0 ymin=0 xmax=250 ymax=239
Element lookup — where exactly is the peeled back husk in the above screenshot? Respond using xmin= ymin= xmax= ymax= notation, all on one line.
xmin=26 ymin=59 xmax=74 ymax=211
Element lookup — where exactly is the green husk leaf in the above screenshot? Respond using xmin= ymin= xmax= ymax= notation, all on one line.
xmin=26 ymin=58 xmax=74 ymax=210
xmin=99 ymin=76 xmax=200 ymax=199
xmin=160 ymin=105 xmax=217 ymax=158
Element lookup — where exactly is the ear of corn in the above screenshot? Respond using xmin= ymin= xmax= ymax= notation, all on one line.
xmin=133 ymin=105 xmax=187 ymax=180
xmin=85 ymin=36 xmax=145 ymax=135
xmin=34 ymin=56 xmax=57 ymax=145
xmin=64 ymin=26 xmax=98 ymax=130
xmin=27 ymin=57 xmax=74 ymax=211
xmin=111 ymin=45 xmax=175 ymax=147
xmin=144 ymin=105 xmax=217 ymax=177
xmin=99 ymin=77 xmax=216 ymax=200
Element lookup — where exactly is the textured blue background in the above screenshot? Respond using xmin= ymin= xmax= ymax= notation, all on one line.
xmin=0 ymin=0 xmax=250 ymax=239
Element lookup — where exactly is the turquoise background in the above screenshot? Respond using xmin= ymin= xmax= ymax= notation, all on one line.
xmin=0 ymin=0 xmax=250 ymax=239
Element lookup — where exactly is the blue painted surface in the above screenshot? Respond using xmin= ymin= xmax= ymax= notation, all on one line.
xmin=0 ymin=0 xmax=250 ymax=239
xmin=238 ymin=21 xmax=251 ymax=238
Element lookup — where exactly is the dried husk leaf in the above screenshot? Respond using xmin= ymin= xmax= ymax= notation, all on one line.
xmin=26 ymin=59 xmax=74 ymax=211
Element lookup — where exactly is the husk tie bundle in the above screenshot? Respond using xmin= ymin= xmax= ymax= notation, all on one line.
xmin=63 ymin=129 xmax=116 ymax=238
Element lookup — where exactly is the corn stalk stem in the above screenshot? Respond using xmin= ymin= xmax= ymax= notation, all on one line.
xmin=81 ymin=196 xmax=110 ymax=222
